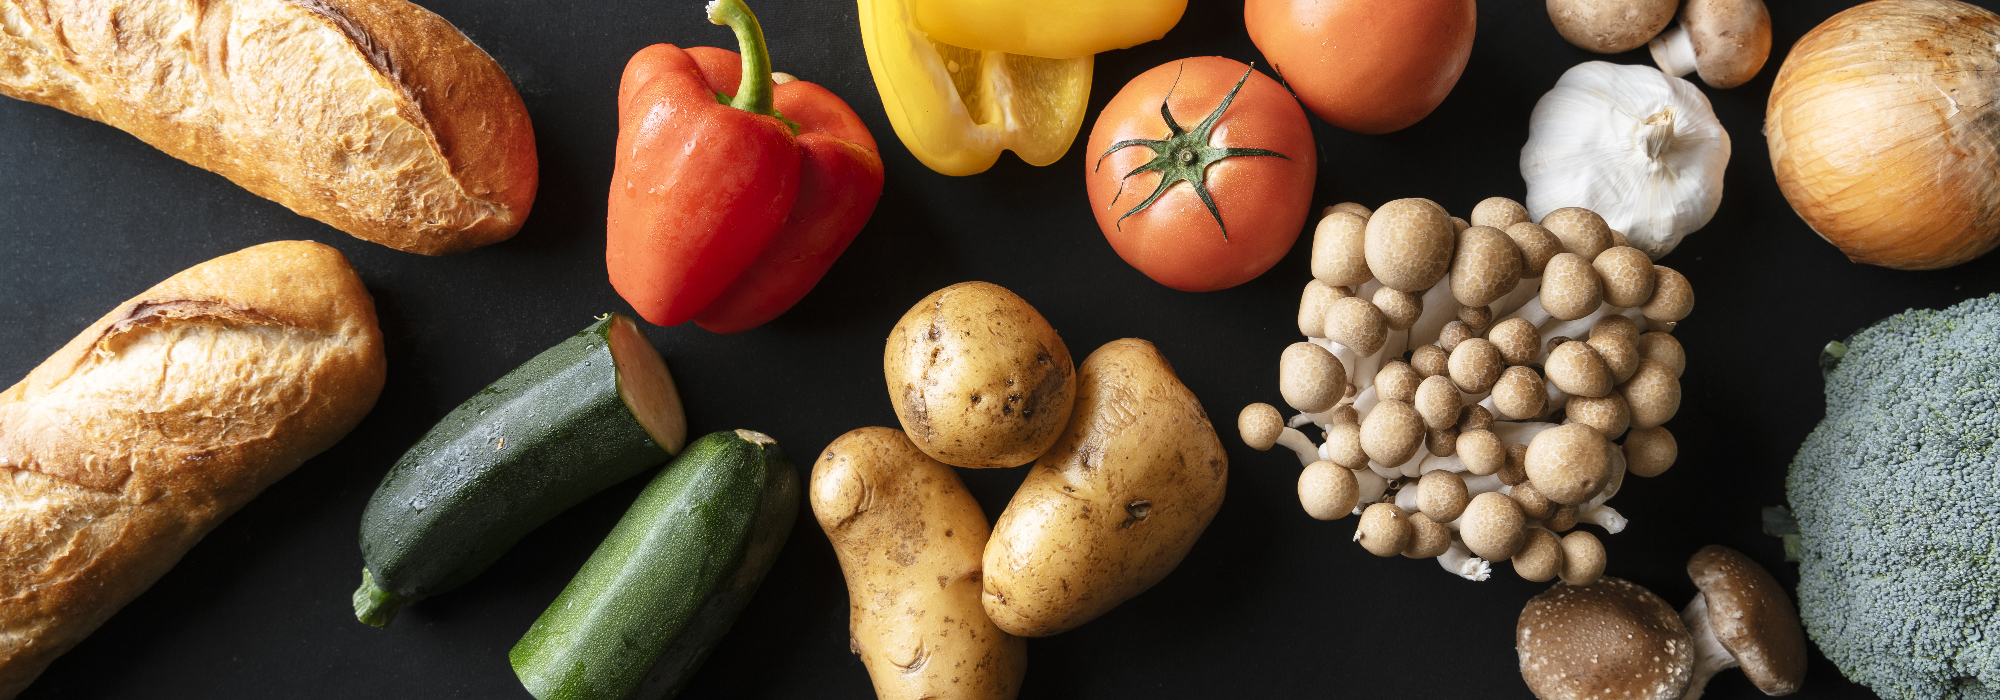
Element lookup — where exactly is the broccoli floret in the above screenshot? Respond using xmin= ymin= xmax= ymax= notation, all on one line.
xmin=1786 ymin=294 xmax=2000 ymax=700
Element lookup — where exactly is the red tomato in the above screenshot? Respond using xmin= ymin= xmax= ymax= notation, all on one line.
xmin=1245 ymin=0 xmax=1476 ymax=134
xmin=1084 ymin=57 xmax=1316 ymax=292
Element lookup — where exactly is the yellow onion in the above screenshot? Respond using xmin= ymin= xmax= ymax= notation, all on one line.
xmin=1766 ymin=0 xmax=2000 ymax=270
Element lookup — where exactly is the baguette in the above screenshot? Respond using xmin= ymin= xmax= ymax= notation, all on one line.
xmin=0 ymin=240 xmax=387 ymax=697
xmin=0 ymin=0 xmax=538 ymax=255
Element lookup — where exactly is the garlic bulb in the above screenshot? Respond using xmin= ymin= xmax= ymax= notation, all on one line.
xmin=1519 ymin=62 xmax=1731 ymax=260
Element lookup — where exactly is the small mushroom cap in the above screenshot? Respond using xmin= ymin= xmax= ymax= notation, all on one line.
xmin=1402 ymin=512 xmax=1455 ymax=558
xmin=1451 ymin=225 xmax=1526 ymax=307
xmin=1684 ymin=0 xmax=1773 ymax=89
xmin=1517 ymin=577 xmax=1695 ymax=700
xmin=1355 ymin=503 xmax=1413 ymax=557
xmin=1560 ymin=531 xmax=1608 ymax=586
xmin=1590 ymin=314 xmax=1640 ymax=342
xmin=1326 ymin=422 xmax=1369 ymax=469
xmin=1437 ymin=321 xmax=1474 ymax=353
xmin=1566 ymin=393 xmax=1632 ymax=440
xmin=1492 ymin=366 xmax=1550 ymax=420
xmin=1459 ymin=304 xmax=1494 ymax=333
xmin=1587 ymin=332 xmax=1640 ymax=385
xmin=1622 ymin=359 xmax=1683 ymax=429
xmin=1459 ymin=429 xmax=1507 ymax=476
xmin=1427 ymin=426 xmax=1460 ymax=457
xmin=1376 ymin=361 xmax=1423 ymax=403
xmin=1546 ymin=504 xmax=1581 ymax=532
xmin=1540 ymin=208 xmax=1615 ymax=260
xmin=1415 ymin=375 xmax=1463 ymax=430
xmin=1500 ymin=443 xmax=1532 ymax=486
xmin=1541 ymin=253 xmax=1605 ymax=321
xmin=1510 ymin=480 xmax=1558 ymax=521
xmin=1326 ymin=202 xmax=1373 ymax=219
xmin=1449 ymin=338 xmax=1506 ymax=393
xmin=1624 ymin=426 xmax=1678 ymax=477
xmin=1419 ymin=469 xmax=1471 ymax=522
xmin=1365 ymin=199 xmax=1458 ymax=292
xmin=1514 ymin=528 xmax=1565 ymax=582
xmin=1547 ymin=0 xmax=1679 ymax=53
xmin=1642 ymin=266 xmax=1694 ymax=321
xmin=1280 ymin=342 xmax=1347 ymax=413
xmin=1686 ymin=545 xmax=1808 ymax=695
xmin=1609 ymin=229 xmax=1632 ymax=248
xmin=1324 ymin=297 xmax=1389 ymax=356
xmin=1593 ymin=247 xmax=1658 ymax=308
xmin=1637 ymin=332 xmax=1686 ymax=377
xmin=1373 ymin=286 xmax=1424 ymax=331
xmin=1526 ymin=423 xmax=1611 ymax=505
xmin=1462 ymin=491 xmax=1528 ymax=560
xmin=1238 ymin=403 xmax=1284 ymax=450
xmin=1360 ymin=399 xmax=1427 ymax=467
xmin=1472 ymin=197 xmax=1532 ymax=229
xmin=1324 ymin=404 xmax=1361 ymax=427
xmin=1490 ymin=317 xmax=1542 ymax=366
xmin=1298 ymin=279 xmax=1348 ymax=337
xmin=1546 ymin=340 xmax=1613 ymax=398
xmin=1457 ymin=404 xmax=1494 ymax=433
xmin=1299 ymin=460 xmax=1361 ymax=520
xmin=1312 ymin=212 xmax=1373 ymax=287
xmin=1505 ymin=222 xmax=1564 ymax=277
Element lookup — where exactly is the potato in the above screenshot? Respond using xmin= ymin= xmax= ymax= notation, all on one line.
xmin=980 ymin=339 xmax=1227 ymax=637
xmin=811 ymin=427 xmax=1027 ymax=700
xmin=885 ymin=282 xmax=1075 ymax=468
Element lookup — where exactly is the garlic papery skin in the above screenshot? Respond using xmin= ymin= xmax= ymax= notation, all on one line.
xmin=1519 ymin=62 xmax=1731 ymax=260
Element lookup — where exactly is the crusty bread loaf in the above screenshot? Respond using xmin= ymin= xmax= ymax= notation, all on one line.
xmin=0 ymin=0 xmax=538 ymax=255
xmin=0 ymin=241 xmax=387 ymax=697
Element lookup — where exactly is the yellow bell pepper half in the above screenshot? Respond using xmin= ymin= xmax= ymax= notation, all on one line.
xmin=913 ymin=0 xmax=1187 ymax=59
xmin=857 ymin=0 xmax=1093 ymax=176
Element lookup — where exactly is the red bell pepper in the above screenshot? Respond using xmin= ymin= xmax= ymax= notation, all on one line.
xmin=607 ymin=0 xmax=884 ymax=332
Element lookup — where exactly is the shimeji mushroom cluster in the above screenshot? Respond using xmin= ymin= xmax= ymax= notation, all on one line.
xmin=1238 ymin=197 xmax=1692 ymax=583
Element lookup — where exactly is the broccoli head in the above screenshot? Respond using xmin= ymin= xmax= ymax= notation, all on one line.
xmin=1786 ymin=293 xmax=2000 ymax=700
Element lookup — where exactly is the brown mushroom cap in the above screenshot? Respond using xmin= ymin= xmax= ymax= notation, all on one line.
xmin=1588 ymin=332 xmax=1641 ymax=384
xmin=1409 ymin=345 xmax=1450 ymax=379
xmin=1361 ymin=399 xmax=1427 ymax=467
xmin=1280 ymin=342 xmax=1348 ymax=413
xmin=1238 ymin=403 xmax=1284 ymax=450
xmin=1324 ymin=404 xmax=1361 ymax=427
xmin=1373 ymin=286 xmax=1424 ymax=331
xmin=1355 ymin=503 xmax=1413 ymax=557
xmin=1438 ymin=321 xmax=1474 ymax=353
xmin=1472 ymin=197 xmax=1532 ymax=230
xmin=1402 ymin=512 xmax=1455 ymax=558
xmin=1501 ymin=443 xmax=1532 ymax=486
xmin=1642 ymin=266 xmax=1694 ymax=321
xmin=1452 ymin=225 xmax=1526 ymax=307
xmin=1457 ymin=404 xmax=1494 ymax=433
xmin=1547 ymin=0 xmax=1679 ymax=54
xmin=1327 ymin=202 xmax=1374 ymax=219
xmin=1637 ymin=331 xmax=1686 ymax=377
xmin=1560 ymin=531 xmax=1608 ymax=585
xmin=1546 ymin=504 xmax=1581 ymax=532
xmin=1593 ymin=246 xmax=1659 ymax=308
xmin=1622 ymin=359 xmax=1682 ymax=429
xmin=1526 ymin=423 xmax=1611 ymax=505
xmin=1376 ymin=360 xmax=1423 ymax=403
xmin=1546 ymin=341 xmax=1613 ymax=398
xmin=1681 ymin=0 xmax=1773 ymax=89
xmin=1418 ymin=469 xmax=1471 ymax=522
xmin=1624 ymin=426 xmax=1678 ymax=477
xmin=1365 ymin=199 xmax=1458 ymax=292
xmin=1490 ymin=317 xmax=1542 ymax=366
xmin=1415 ymin=375 xmax=1462 ymax=430
xmin=1518 ymin=577 xmax=1696 ymax=700
xmin=1506 ymin=222 xmax=1564 ymax=277
xmin=1610 ymin=229 xmax=1632 ymax=248
xmin=1427 ymin=426 xmax=1460 ymax=457
xmin=1541 ymin=208 xmax=1616 ymax=260
xmin=1514 ymin=528 xmax=1565 ymax=582
xmin=1326 ymin=422 xmax=1369 ymax=469
xmin=1510 ymin=481 xmax=1558 ymax=521
xmin=1566 ymin=393 xmax=1632 ymax=440
xmin=1492 ymin=366 xmax=1550 ymax=421
xmin=1324 ymin=296 xmax=1389 ymax=356
xmin=1591 ymin=314 xmax=1640 ymax=342
xmin=1459 ymin=429 xmax=1507 ymax=475
xmin=1541 ymin=253 xmax=1605 ymax=321
xmin=1686 ymin=545 xmax=1808 ymax=695
xmin=1299 ymin=460 xmax=1361 ymax=520
xmin=1449 ymin=338 xmax=1506 ymax=394
xmin=1459 ymin=304 xmax=1494 ymax=333
xmin=1298 ymin=279 xmax=1348 ymax=338
xmin=1462 ymin=491 xmax=1528 ymax=560
xmin=1312 ymin=211 xmax=1373 ymax=286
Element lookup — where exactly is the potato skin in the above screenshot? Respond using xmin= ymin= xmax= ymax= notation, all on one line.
xmin=885 ymin=282 xmax=1075 ymax=468
xmin=811 ymin=427 xmax=1026 ymax=700
xmin=981 ymin=339 xmax=1227 ymax=637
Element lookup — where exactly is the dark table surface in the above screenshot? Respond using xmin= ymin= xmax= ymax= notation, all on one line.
xmin=4 ymin=0 xmax=1994 ymax=697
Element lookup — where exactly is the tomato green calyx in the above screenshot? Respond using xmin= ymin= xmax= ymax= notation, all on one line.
xmin=707 ymin=0 xmax=799 ymax=133
xmin=1095 ymin=64 xmax=1289 ymax=241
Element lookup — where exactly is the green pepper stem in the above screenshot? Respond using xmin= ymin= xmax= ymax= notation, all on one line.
xmin=707 ymin=0 xmax=778 ymax=118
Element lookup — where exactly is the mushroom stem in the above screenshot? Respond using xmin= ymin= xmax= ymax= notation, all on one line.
xmin=1368 ymin=461 xmax=1401 ymax=481
xmin=1395 ymin=483 xmax=1421 ymax=511
xmin=1409 ymin=275 xmax=1465 ymax=346
xmin=1436 ymin=540 xmax=1492 ymax=581
xmin=1276 ymin=427 xmax=1321 ymax=466
xmin=1679 ymin=592 xmax=1739 ymax=700
xmin=1308 ymin=337 xmax=1363 ymax=382
xmin=1422 ymin=454 xmax=1468 ymax=473
xmin=1580 ymin=504 xmax=1628 ymax=533
xmin=1490 ymin=277 xmax=1543 ymax=319
xmin=1462 ymin=473 xmax=1507 ymax=498
xmin=1649 ymin=22 xmax=1699 ymax=79
xmin=1497 ymin=296 xmax=1554 ymax=329
xmin=1490 ymin=421 xmax=1560 ymax=446
xmin=1353 ymin=467 xmax=1390 ymax=514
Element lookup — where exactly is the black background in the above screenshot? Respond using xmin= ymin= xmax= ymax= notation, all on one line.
xmin=3 ymin=0 xmax=1993 ymax=697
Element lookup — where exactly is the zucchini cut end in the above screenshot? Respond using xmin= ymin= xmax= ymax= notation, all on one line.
xmin=353 ymin=568 xmax=417 ymax=627
xmin=608 ymin=315 xmax=688 ymax=455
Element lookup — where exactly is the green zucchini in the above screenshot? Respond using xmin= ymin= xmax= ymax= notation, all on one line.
xmin=354 ymin=314 xmax=687 ymax=627
xmin=510 ymin=429 xmax=799 ymax=700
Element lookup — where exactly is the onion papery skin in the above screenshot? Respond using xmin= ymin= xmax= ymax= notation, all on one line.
xmin=1766 ymin=0 xmax=2000 ymax=270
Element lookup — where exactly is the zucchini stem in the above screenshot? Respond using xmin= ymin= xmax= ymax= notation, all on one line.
xmin=353 ymin=568 xmax=418 ymax=628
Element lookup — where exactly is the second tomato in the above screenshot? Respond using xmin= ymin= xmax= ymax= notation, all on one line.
xmin=1085 ymin=57 xmax=1316 ymax=292
xmin=1245 ymin=0 xmax=1475 ymax=134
